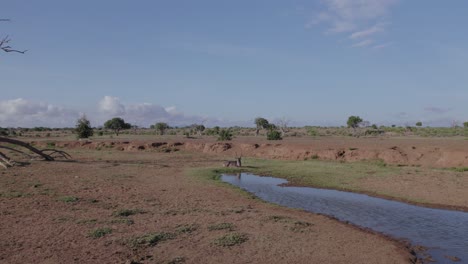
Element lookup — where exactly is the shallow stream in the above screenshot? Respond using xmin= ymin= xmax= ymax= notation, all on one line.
xmin=221 ymin=173 xmax=468 ymax=263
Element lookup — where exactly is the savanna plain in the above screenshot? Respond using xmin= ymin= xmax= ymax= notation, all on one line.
xmin=1 ymin=130 xmax=468 ymax=264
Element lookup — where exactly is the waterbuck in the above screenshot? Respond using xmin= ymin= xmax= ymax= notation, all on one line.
xmin=223 ymin=153 xmax=242 ymax=167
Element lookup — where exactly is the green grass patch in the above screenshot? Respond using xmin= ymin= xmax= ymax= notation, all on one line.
xmin=213 ymin=233 xmax=248 ymax=247
xmin=189 ymin=157 xmax=400 ymax=192
xmin=88 ymin=227 xmax=112 ymax=238
xmin=449 ymin=167 xmax=468 ymax=172
xmin=208 ymin=223 xmax=235 ymax=231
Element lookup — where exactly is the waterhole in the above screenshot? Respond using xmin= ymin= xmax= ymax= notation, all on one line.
xmin=221 ymin=173 xmax=468 ymax=263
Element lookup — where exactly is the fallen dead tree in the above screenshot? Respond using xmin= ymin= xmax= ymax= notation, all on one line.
xmin=0 ymin=137 xmax=71 ymax=168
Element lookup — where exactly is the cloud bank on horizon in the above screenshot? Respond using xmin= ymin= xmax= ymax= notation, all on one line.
xmin=0 ymin=96 xmax=461 ymax=128
xmin=0 ymin=96 xmax=233 ymax=128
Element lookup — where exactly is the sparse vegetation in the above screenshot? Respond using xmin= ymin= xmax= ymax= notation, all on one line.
xmin=110 ymin=218 xmax=135 ymax=225
xmin=88 ymin=227 xmax=112 ymax=238
xmin=176 ymin=224 xmax=198 ymax=234
xmin=58 ymin=196 xmax=79 ymax=203
xmin=127 ymin=232 xmax=176 ymax=248
xmin=113 ymin=208 xmax=145 ymax=217
xmin=213 ymin=233 xmax=248 ymax=247
xmin=217 ymin=129 xmax=233 ymax=141
xmin=208 ymin=223 xmax=235 ymax=231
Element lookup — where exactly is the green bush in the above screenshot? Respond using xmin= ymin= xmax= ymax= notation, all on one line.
xmin=307 ymin=127 xmax=318 ymax=137
xmin=267 ymin=130 xmax=282 ymax=140
xmin=75 ymin=116 xmax=93 ymax=139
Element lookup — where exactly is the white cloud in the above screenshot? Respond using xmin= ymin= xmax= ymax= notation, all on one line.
xmin=98 ymin=96 xmax=125 ymax=115
xmin=308 ymin=0 xmax=398 ymax=47
xmin=0 ymin=98 xmax=79 ymax=127
xmin=372 ymin=42 xmax=393 ymax=49
xmin=349 ymin=23 xmax=386 ymax=39
xmin=351 ymin=39 xmax=374 ymax=47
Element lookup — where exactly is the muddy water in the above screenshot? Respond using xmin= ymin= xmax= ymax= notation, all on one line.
xmin=221 ymin=173 xmax=468 ymax=263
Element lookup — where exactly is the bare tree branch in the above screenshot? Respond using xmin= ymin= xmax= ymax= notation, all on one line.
xmin=1 ymin=19 xmax=27 ymax=54
xmin=1 ymin=35 xmax=27 ymax=53
xmin=0 ymin=137 xmax=54 ymax=161
xmin=0 ymin=146 xmax=33 ymax=159
xmin=41 ymin=149 xmax=72 ymax=160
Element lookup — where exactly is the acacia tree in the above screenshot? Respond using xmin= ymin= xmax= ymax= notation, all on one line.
xmin=1 ymin=19 xmax=27 ymax=54
xmin=254 ymin=117 xmax=270 ymax=136
xmin=154 ymin=122 xmax=169 ymax=135
xmin=75 ymin=115 xmax=93 ymax=139
xmin=104 ymin=117 xmax=131 ymax=136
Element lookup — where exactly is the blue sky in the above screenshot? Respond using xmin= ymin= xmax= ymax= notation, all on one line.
xmin=1 ymin=0 xmax=468 ymax=128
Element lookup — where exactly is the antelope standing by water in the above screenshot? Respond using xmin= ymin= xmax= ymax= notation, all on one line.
xmin=223 ymin=153 xmax=242 ymax=167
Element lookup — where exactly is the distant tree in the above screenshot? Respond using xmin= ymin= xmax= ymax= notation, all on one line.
xmin=371 ymin=124 xmax=378 ymax=129
xmin=217 ymin=129 xmax=233 ymax=141
xmin=75 ymin=115 xmax=93 ymax=139
xmin=347 ymin=116 xmax=363 ymax=137
xmin=104 ymin=117 xmax=131 ymax=136
xmin=347 ymin=116 xmax=363 ymax=129
xmin=154 ymin=122 xmax=169 ymax=135
xmin=464 ymin=122 xmax=468 ymax=128
xmin=192 ymin=124 xmax=205 ymax=136
xmin=254 ymin=117 xmax=270 ymax=136
xmin=277 ymin=117 xmax=290 ymax=136
xmin=416 ymin=122 xmax=422 ymax=127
